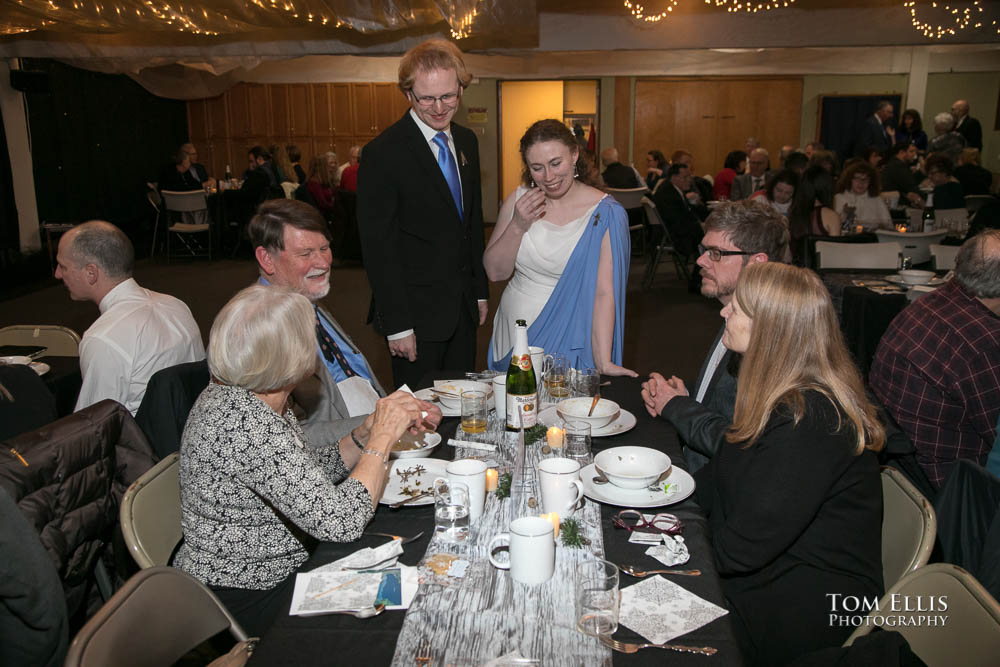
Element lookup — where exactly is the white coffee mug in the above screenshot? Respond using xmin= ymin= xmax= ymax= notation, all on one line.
xmin=447 ymin=458 xmax=487 ymax=522
xmin=529 ymin=346 xmax=544 ymax=378
xmin=537 ymin=457 xmax=584 ymax=517
xmin=493 ymin=373 xmax=507 ymax=422
xmin=488 ymin=516 xmax=555 ymax=585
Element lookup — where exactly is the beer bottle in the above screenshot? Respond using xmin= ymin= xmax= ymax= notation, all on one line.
xmin=506 ymin=320 xmax=537 ymax=431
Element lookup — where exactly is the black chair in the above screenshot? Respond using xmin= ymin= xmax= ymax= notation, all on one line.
xmin=134 ymin=360 xmax=210 ymax=460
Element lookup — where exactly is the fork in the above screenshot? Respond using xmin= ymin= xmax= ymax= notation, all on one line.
xmin=600 ymin=635 xmax=717 ymax=656
xmin=415 ymin=638 xmax=432 ymax=666
xmin=620 ymin=564 xmax=702 ymax=577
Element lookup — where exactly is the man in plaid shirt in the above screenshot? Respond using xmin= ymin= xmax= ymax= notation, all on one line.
xmin=870 ymin=230 xmax=1000 ymax=488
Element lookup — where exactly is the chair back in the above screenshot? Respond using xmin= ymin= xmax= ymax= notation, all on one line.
xmin=0 ymin=324 xmax=81 ymax=356
xmin=930 ymin=243 xmax=960 ymax=271
xmin=935 ymin=208 xmax=969 ymax=236
xmin=965 ymin=195 xmax=994 ymax=213
xmin=881 ymin=467 xmax=936 ymax=589
xmin=161 ymin=190 xmax=208 ymax=213
xmin=64 ymin=566 xmax=248 ymax=667
xmin=120 ymin=453 xmax=181 ymax=569
xmin=606 ymin=186 xmax=649 ymax=210
xmin=641 ymin=196 xmax=667 ymax=234
xmin=816 ymin=240 xmax=900 ymax=269
xmin=844 ymin=564 xmax=1000 ymax=665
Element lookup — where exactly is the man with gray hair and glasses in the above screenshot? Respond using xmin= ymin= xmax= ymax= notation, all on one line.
xmin=640 ymin=201 xmax=789 ymax=472
xmin=871 ymin=230 xmax=1000 ymax=488
xmin=54 ymin=221 xmax=204 ymax=414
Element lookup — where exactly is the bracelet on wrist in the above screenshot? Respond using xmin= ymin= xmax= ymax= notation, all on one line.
xmin=361 ymin=447 xmax=389 ymax=469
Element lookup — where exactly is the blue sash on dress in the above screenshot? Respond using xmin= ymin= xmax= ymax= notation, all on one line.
xmin=488 ymin=197 xmax=630 ymax=371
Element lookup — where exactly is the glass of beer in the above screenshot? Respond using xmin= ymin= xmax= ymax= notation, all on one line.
xmin=461 ymin=390 xmax=488 ymax=435
xmin=543 ymin=354 xmax=570 ymax=400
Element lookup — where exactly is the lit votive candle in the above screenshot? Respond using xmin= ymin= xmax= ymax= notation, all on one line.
xmin=546 ymin=426 xmax=564 ymax=449
xmin=855 ymin=225 xmax=864 ymax=235
xmin=486 ymin=468 xmax=498 ymax=492
xmin=540 ymin=512 xmax=560 ymax=539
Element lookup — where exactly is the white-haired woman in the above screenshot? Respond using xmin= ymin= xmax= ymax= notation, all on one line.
xmin=698 ymin=262 xmax=885 ymax=665
xmin=174 ymin=284 xmax=422 ymax=636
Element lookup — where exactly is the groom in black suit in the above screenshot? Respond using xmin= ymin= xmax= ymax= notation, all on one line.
xmin=358 ymin=39 xmax=489 ymax=388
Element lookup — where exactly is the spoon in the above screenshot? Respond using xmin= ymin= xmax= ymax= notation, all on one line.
xmin=587 ymin=393 xmax=601 ymax=416
xmin=592 ymin=468 xmax=610 ymax=485
xmin=621 ymin=564 xmax=702 ymax=577
xmin=326 ymin=603 xmax=387 ymax=618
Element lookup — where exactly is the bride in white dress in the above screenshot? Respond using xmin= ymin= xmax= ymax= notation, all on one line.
xmin=484 ymin=120 xmax=635 ymax=376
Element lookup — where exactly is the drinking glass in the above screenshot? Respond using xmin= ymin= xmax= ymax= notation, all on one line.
xmin=564 ymin=420 xmax=592 ymax=465
xmin=543 ymin=354 xmax=571 ymax=400
xmin=573 ymin=367 xmax=600 ymax=398
xmin=432 ymin=478 xmax=470 ymax=543
xmin=576 ymin=560 xmax=620 ymax=637
xmin=461 ymin=390 xmax=488 ymax=435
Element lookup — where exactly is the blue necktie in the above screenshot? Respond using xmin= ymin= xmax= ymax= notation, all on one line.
xmin=432 ymin=132 xmax=463 ymax=220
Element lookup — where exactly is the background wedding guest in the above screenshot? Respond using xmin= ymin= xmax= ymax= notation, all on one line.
xmin=712 ymin=150 xmax=747 ymax=201
xmin=699 ymin=261 xmax=884 ymax=666
xmin=834 ymin=160 xmax=891 ymax=230
xmin=896 ymin=109 xmax=928 ymax=151
xmin=924 ymin=154 xmax=965 ymax=210
xmin=54 ymin=221 xmax=204 ymax=414
xmin=788 ymin=165 xmax=840 ymax=263
xmin=645 ymin=148 xmax=668 ymax=191
xmin=751 ymin=168 xmax=797 ymax=216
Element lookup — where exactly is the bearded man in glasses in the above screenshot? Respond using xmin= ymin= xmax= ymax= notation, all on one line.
xmin=358 ymin=39 xmax=489 ymax=389
xmin=641 ymin=201 xmax=788 ymax=472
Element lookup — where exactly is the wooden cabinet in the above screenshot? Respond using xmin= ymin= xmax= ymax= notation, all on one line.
xmin=352 ymin=83 xmax=375 ymax=136
xmin=269 ymin=84 xmax=289 ymax=137
xmin=245 ymin=84 xmax=269 ymax=137
xmin=331 ymin=83 xmax=353 ymax=137
xmin=633 ymin=77 xmax=803 ymax=176
xmin=374 ymin=83 xmax=399 ymax=133
xmin=288 ymin=84 xmax=311 ymax=137
xmin=313 ymin=84 xmax=332 ymax=137
xmin=228 ymin=84 xmax=251 ymax=137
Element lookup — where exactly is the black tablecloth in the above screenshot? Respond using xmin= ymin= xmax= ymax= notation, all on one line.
xmin=822 ymin=273 xmax=909 ymax=376
xmin=40 ymin=355 xmax=82 ymax=417
xmin=249 ymin=376 xmax=742 ymax=666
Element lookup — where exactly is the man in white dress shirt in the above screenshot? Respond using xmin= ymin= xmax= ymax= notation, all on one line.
xmin=55 ymin=221 xmax=204 ymax=414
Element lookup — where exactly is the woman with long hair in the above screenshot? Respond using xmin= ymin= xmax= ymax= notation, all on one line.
xmin=712 ymin=150 xmax=747 ymax=201
xmin=896 ymin=108 xmax=928 ymax=151
xmin=306 ymin=154 xmax=336 ymax=218
xmin=268 ymin=144 xmax=296 ymax=184
xmin=645 ymin=149 xmax=668 ymax=190
xmin=701 ymin=262 xmax=885 ymax=665
xmin=834 ymin=160 xmax=891 ymax=231
xmin=788 ymin=165 xmax=840 ymax=263
xmin=751 ymin=168 xmax=797 ymax=216
xmin=484 ymin=119 xmax=633 ymax=375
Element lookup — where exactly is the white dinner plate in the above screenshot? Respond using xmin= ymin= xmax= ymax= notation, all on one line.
xmin=389 ymin=431 xmax=442 ymax=459
xmin=580 ymin=462 xmax=695 ymax=508
xmin=413 ymin=387 xmax=460 ymax=417
xmin=886 ymin=274 xmax=946 ymax=287
xmin=30 ymin=362 xmax=50 ymax=376
xmin=380 ymin=458 xmax=448 ymax=507
xmin=538 ymin=405 xmax=637 ymax=437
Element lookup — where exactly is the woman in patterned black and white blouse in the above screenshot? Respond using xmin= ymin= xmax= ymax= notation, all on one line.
xmin=174 ymin=284 xmax=424 ymax=635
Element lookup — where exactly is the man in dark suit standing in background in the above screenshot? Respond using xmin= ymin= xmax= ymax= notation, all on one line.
xmin=951 ymin=99 xmax=983 ymax=150
xmin=358 ymin=39 xmax=489 ymax=388
xmin=857 ymin=100 xmax=895 ymax=156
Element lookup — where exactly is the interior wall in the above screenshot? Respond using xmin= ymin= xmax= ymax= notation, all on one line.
xmin=799 ymin=74 xmax=909 ymax=150
xmin=924 ymin=72 xmax=1000 ymax=171
xmin=455 ymin=78 xmax=499 ymax=221
xmin=498 ymin=80 xmax=562 ymax=202
xmin=598 ymin=77 xmax=615 ymax=156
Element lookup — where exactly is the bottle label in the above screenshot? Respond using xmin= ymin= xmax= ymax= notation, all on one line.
xmin=517 ymin=354 xmax=532 ymax=372
xmin=506 ymin=393 xmax=537 ymax=429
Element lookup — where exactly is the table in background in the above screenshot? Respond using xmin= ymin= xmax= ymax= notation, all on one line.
xmin=822 ymin=272 xmax=910 ymax=376
xmin=249 ymin=376 xmax=742 ymax=666
xmin=39 ymin=355 xmax=82 ymax=417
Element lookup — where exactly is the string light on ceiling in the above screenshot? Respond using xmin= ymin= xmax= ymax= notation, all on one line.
xmin=905 ymin=0 xmax=998 ymax=38
xmin=448 ymin=0 xmax=482 ymax=38
xmin=706 ymin=0 xmax=796 ymax=12
xmin=624 ymin=0 xmax=679 ymax=23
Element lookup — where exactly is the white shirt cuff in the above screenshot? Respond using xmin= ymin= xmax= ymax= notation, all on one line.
xmin=387 ymin=329 xmax=414 ymax=341
xmin=478 ymin=299 xmax=487 ymax=305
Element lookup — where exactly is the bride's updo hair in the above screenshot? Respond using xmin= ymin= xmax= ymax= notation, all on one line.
xmin=519 ymin=119 xmax=599 ymax=188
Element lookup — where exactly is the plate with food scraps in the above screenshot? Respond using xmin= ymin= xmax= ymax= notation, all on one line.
xmin=886 ymin=274 xmax=947 ymax=287
xmin=390 ymin=431 xmax=442 ymax=459
xmin=580 ymin=463 xmax=695 ymax=508
xmin=538 ymin=405 xmax=637 ymax=437
xmin=413 ymin=387 xmax=459 ymax=417
xmin=381 ymin=459 xmax=449 ymax=507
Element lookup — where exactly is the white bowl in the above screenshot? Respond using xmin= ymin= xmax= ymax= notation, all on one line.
xmin=431 ymin=380 xmax=491 ymax=410
xmin=556 ymin=397 xmax=620 ymax=429
xmin=389 ymin=431 xmax=442 ymax=459
xmin=594 ymin=446 xmax=672 ymax=490
xmin=898 ymin=269 xmax=936 ymax=286
xmin=0 ymin=355 xmax=31 ymax=365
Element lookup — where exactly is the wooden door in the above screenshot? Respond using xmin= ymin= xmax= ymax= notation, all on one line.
xmin=246 ymin=84 xmax=269 ymax=139
xmin=269 ymin=84 xmax=289 ymax=138
xmin=313 ymin=84 xmax=332 ymax=138
xmin=331 ymin=83 xmax=353 ymax=137
xmin=288 ymin=84 xmax=311 ymax=137
xmin=187 ymin=100 xmax=209 ymax=142
xmin=373 ymin=83 xmax=398 ymax=134
xmin=633 ymin=80 xmax=718 ymax=178
xmin=715 ymin=80 xmax=758 ymax=170
xmin=228 ymin=84 xmax=251 ymax=138
xmin=754 ymin=79 xmax=803 ymax=164
xmin=352 ymin=83 xmax=375 ymax=136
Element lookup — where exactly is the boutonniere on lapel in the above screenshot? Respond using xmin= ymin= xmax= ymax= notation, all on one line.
xmin=459 ymin=151 xmax=468 ymax=168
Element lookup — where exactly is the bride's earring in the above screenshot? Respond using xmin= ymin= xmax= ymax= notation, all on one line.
xmin=573 ymin=164 xmax=579 ymax=179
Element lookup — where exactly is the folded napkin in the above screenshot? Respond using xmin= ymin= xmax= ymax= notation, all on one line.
xmin=619 ymin=575 xmax=728 ymax=645
xmin=312 ymin=539 xmax=405 ymax=573
xmin=645 ymin=535 xmax=690 ymax=567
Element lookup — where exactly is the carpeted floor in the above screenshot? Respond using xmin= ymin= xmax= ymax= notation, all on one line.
xmin=0 ymin=253 xmax=722 ymax=392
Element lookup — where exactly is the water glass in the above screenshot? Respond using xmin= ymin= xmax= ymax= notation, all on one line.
xmin=576 ymin=559 xmax=620 ymax=637
xmin=461 ymin=390 xmax=488 ymax=435
xmin=573 ymin=367 xmax=600 ymax=398
xmin=564 ymin=420 xmax=592 ymax=465
xmin=543 ymin=354 xmax=571 ymax=400
xmin=432 ymin=478 xmax=470 ymax=543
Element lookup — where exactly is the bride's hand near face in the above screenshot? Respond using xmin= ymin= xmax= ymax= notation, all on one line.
xmin=511 ymin=187 xmax=546 ymax=233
